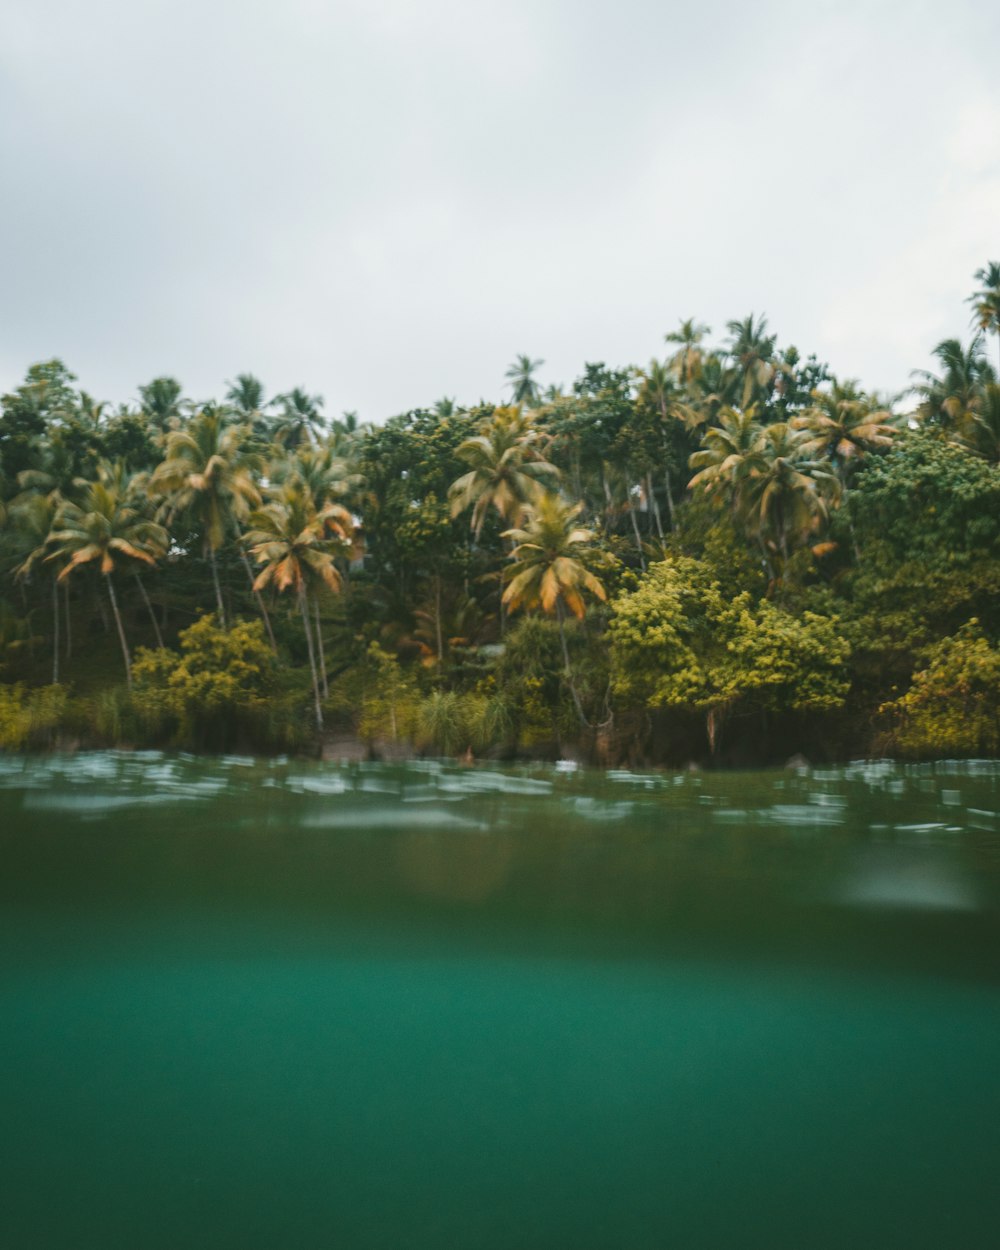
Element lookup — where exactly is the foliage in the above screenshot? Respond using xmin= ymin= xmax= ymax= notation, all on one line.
xmin=878 ymin=623 xmax=1000 ymax=757
xmin=356 ymin=643 xmax=421 ymax=743
xmin=1 ymin=261 xmax=997 ymax=761
xmin=609 ymin=558 xmax=849 ymax=751
xmin=0 ymin=683 xmax=68 ymax=750
xmin=131 ymin=616 xmax=279 ymax=749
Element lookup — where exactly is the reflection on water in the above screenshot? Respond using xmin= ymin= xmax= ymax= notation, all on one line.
xmin=1 ymin=755 xmax=1000 ymax=1249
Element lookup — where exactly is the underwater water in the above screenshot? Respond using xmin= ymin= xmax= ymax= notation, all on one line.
xmin=1 ymin=753 xmax=999 ymax=1249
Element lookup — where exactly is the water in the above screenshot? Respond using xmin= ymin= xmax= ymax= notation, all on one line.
xmin=2 ymin=754 xmax=999 ymax=1249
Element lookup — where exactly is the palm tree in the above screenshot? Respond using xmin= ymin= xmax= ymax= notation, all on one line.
xmin=791 ymin=381 xmax=897 ymax=482
xmin=665 ymin=319 xmax=711 ymax=386
xmin=727 ymin=314 xmax=779 ymax=408
xmin=502 ymin=493 xmax=607 ymax=722
xmin=912 ymin=336 xmax=994 ymax=431
xmin=46 ymin=468 xmax=167 ymax=687
xmin=151 ymin=408 xmax=261 ymax=628
xmin=138 ymin=377 xmax=186 ymax=433
xmin=639 ymin=359 xmax=686 ymax=527
xmin=225 ymin=373 xmax=267 ymax=417
xmin=740 ymin=424 xmax=840 ymax=571
xmin=505 ymin=355 xmax=545 ymax=407
xmin=244 ymin=485 xmax=351 ymax=731
xmin=8 ymin=492 xmax=62 ymax=683
xmin=688 ymin=406 xmax=765 ymax=508
xmin=968 ymin=261 xmax=1000 ymax=375
xmin=274 ymin=444 xmax=361 ymax=512
xmin=449 ymin=407 xmax=559 ymax=540
xmin=272 ymin=387 xmax=325 ymax=448
xmin=952 ymin=381 xmax=1000 ymax=465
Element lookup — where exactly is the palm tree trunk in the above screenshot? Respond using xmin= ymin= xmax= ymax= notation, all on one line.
xmin=626 ymin=483 xmax=646 ymax=570
xmin=64 ymin=580 xmax=72 ymax=660
xmin=238 ymin=546 xmax=277 ymax=653
xmin=105 ymin=573 xmax=132 ymax=689
xmin=313 ymin=592 xmax=329 ymax=698
xmin=659 ymin=403 xmax=678 ymax=531
xmin=51 ymin=572 xmax=60 ymax=685
xmin=646 ymin=472 xmax=664 ymax=539
xmin=299 ymin=588 xmax=323 ymax=732
xmin=208 ymin=546 xmax=225 ymax=627
xmin=133 ymin=573 xmax=164 ymax=648
xmin=556 ymin=601 xmax=589 ymax=727
xmin=707 ymin=706 xmax=719 ymax=756
xmin=434 ymin=575 xmax=444 ymax=664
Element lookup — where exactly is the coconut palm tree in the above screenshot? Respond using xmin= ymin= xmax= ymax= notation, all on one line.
xmin=225 ymin=373 xmax=267 ymax=418
xmin=639 ymin=359 xmax=687 ymax=527
xmin=665 ymin=319 xmax=711 ymax=386
xmin=740 ymin=424 xmax=840 ymax=571
xmin=502 ymin=493 xmax=607 ymax=722
xmin=151 ymin=408 xmax=261 ymax=628
xmin=46 ymin=468 xmax=167 ymax=687
xmin=244 ymin=485 xmax=352 ymax=731
xmin=449 ymin=407 xmax=559 ymax=540
xmin=138 ymin=377 xmax=186 ymax=433
xmin=273 ymin=444 xmax=361 ymax=512
xmin=791 ymin=381 xmax=898 ymax=482
xmin=8 ymin=492 xmax=62 ymax=683
xmin=688 ymin=406 xmax=765 ymax=508
xmin=272 ymin=387 xmax=325 ymax=448
xmin=952 ymin=382 xmax=1000 ymax=465
xmin=505 ymin=355 xmax=545 ymax=407
xmin=727 ymin=314 xmax=779 ymax=408
xmin=912 ymin=336 xmax=994 ymax=431
xmin=968 ymin=261 xmax=1000 ymax=375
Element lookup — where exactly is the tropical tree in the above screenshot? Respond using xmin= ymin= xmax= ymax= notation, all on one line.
xmin=46 ymin=467 xmax=167 ymax=686
xmin=244 ymin=485 xmax=352 ymax=731
xmin=912 ymin=336 xmax=994 ymax=431
xmin=7 ymin=492 xmax=62 ymax=683
xmin=274 ymin=444 xmax=361 ymax=512
xmin=688 ymin=406 xmax=764 ymax=510
xmin=151 ymin=408 xmax=261 ymax=628
xmin=727 ymin=314 xmax=779 ymax=408
xmin=225 ymin=373 xmax=267 ymax=418
xmin=638 ymin=359 xmax=688 ymax=527
xmin=968 ymin=261 xmax=1000 ymax=375
xmin=502 ymin=492 xmax=607 ymax=721
xmin=449 ymin=407 xmax=559 ymax=540
xmin=272 ymin=387 xmax=325 ymax=448
xmin=138 ymin=377 xmax=186 ymax=433
xmin=505 ymin=355 xmax=545 ymax=407
xmin=952 ymin=382 xmax=1000 ymax=465
xmin=739 ymin=424 xmax=840 ymax=570
xmin=665 ymin=319 xmax=711 ymax=386
xmin=791 ymin=380 xmax=898 ymax=482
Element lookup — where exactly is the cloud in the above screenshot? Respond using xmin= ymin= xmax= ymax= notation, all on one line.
xmin=1 ymin=0 xmax=998 ymax=416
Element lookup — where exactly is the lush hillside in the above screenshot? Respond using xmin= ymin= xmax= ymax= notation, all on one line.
xmin=2 ymin=267 xmax=999 ymax=763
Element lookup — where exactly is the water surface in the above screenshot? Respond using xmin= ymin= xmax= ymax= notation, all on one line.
xmin=2 ymin=754 xmax=999 ymax=1248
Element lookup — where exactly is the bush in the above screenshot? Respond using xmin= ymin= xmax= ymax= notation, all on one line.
xmin=131 ymin=615 xmax=283 ymax=751
xmin=0 ymin=683 xmax=68 ymax=750
xmin=878 ymin=621 xmax=1000 ymax=757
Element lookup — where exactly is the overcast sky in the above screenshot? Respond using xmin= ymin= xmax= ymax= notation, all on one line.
xmin=2 ymin=0 xmax=998 ymax=418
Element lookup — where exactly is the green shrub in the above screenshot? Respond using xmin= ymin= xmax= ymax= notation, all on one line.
xmin=131 ymin=615 xmax=280 ymax=751
xmin=879 ymin=621 xmax=1000 ymax=757
xmin=0 ymin=683 xmax=68 ymax=750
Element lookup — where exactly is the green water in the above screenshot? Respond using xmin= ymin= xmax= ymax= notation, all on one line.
xmin=2 ymin=755 xmax=999 ymax=1249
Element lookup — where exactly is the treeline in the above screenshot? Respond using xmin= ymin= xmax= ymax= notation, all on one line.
xmin=1 ymin=266 xmax=999 ymax=762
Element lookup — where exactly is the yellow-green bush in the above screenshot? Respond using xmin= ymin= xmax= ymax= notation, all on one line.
xmin=0 ymin=683 xmax=68 ymax=750
xmin=879 ymin=621 xmax=1000 ymax=757
xmin=131 ymin=615 xmax=289 ymax=750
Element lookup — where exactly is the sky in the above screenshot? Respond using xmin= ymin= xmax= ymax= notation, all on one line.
xmin=2 ymin=0 xmax=999 ymax=419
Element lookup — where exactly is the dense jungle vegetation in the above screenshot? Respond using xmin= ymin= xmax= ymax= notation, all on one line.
xmin=2 ymin=264 xmax=999 ymax=763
